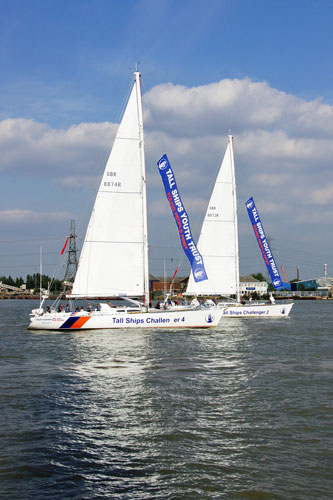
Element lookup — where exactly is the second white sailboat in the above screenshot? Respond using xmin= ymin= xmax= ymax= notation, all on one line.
xmin=185 ymin=135 xmax=293 ymax=318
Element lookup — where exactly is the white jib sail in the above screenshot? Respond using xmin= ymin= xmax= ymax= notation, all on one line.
xmin=186 ymin=135 xmax=239 ymax=296
xmin=71 ymin=72 xmax=149 ymax=299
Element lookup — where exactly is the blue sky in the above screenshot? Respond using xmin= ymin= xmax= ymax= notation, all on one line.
xmin=0 ymin=0 xmax=332 ymax=282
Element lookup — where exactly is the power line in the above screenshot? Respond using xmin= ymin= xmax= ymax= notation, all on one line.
xmin=0 ymin=236 xmax=65 ymax=244
xmin=0 ymin=251 xmax=60 ymax=258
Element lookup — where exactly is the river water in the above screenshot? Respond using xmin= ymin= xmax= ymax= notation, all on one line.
xmin=0 ymin=299 xmax=332 ymax=499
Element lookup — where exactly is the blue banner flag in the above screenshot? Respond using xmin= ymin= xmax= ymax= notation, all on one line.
xmin=245 ymin=197 xmax=284 ymax=290
xmin=157 ymin=154 xmax=208 ymax=283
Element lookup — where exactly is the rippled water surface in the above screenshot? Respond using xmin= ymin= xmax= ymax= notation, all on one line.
xmin=0 ymin=300 xmax=332 ymax=499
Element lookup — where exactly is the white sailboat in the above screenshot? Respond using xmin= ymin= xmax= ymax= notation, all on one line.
xmin=28 ymin=71 xmax=223 ymax=330
xmin=185 ymin=135 xmax=293 ymax=318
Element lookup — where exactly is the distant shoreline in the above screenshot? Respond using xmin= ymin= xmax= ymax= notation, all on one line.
xmin=0 ymin=295 xmax=331 ymax=301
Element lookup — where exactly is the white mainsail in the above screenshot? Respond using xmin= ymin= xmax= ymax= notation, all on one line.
xmin=186 ymin=135 xmax=240 ymax=297
xmin=71 ymin=72 xmax=149 ymax=301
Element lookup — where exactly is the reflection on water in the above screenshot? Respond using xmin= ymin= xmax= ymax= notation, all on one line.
xmin=0 ymin=300 xmax=332 ymax=499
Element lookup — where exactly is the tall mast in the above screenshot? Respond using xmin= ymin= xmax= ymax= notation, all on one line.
xmin=229 ymin=134 xmax=240 ymax=302
xmin=135 ymin=71 xmax=150 ymax=308
xmin=39 ymin=245 xmax=42 ymax=306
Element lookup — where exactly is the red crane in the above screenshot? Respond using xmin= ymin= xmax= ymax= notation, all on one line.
xmin=280 ymin=265 xmax=289 ymax=283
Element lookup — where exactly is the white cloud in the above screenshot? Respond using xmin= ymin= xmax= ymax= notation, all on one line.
xmin=2 ymin=78 xmax=333 ymax=199
xmin=1 ymin=76 xmax=332 ymax=280
xmin=0 ymin=118 xmax=117 ymax=176
xmin=294 ymin=209 xmax=333 ymax=223
xmin=144 ymin=78 xmax=333 ymax=137
xmin=310 ymin=184 xmax=333 ymax=205
xmin=0 ymin=209 xmax=71 ymax=224
xmin=237 ymin=129 xmax=333 ymax=163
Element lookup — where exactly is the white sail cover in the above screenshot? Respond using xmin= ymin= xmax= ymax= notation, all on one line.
xmin=71 ymin=74 xmax=148 ymax=298
xmin=186 ymin=136 xmax=239 ymax=296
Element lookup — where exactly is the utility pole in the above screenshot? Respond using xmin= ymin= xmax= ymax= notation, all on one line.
xmin=64 ymin=219 xmax=78 ymax=282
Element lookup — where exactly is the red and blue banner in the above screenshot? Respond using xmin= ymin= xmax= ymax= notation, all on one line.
xmin=157 ymin=154 xmax=208 ymax=283
xmin=246 ymin=197 xmax=284 ymax=290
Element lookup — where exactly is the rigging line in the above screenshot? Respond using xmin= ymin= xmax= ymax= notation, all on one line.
xmin=84 ymin=240 xmax=144 ymax=244
xmin=269 ymin=247 xmax=330 ymax=259
xmin=233 ymin=135 xmax=253 ymax=206
xmin=0 ymin=264 xmax=57 ymax=269
xmin=67 ymin=82 xmax=134 ymax=249
xmin=150 ymin=243 xmax=188 ymax=249
xmin=0 ymin=236 xmax=66 ymax=244
xmin=144 ymin=84 xmax=232 ymax=228
xmin=116 ymin=137 xmax=139 ymax=141
xmin=99 ymin=190 xmax=142 ymax=195
xmin=72 ymin=73 xmax=137 ymax=253
xmin=272 ymin=256 xmax=329 ymax=266
xmin=273 ymin=245 xmax=333 ymax=258
xmin=274 ymin=258 xmax=329 ymax=270
xmin=142 ymin=82 xmax=168 ymax=154
xmin=116 ymin=71 xmax=135 ymax=124
xmin=0 ymin=251 xmax=60 ymax=258
xmin=239 ymin=242 xmax=332 ymax=261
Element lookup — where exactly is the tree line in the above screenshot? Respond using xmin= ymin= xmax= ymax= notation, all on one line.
xmin=0 ymin=274 xmax=64 ymax=292
xmin=1 ymin=271 xmax=270 ymax=294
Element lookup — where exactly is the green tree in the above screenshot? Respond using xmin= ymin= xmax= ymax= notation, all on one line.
xmin=251 ymin=272 xmax=266 ymax=282
xmin=1 ymin=273 xmax=64 ymax=293
xmin=6 ymin=275 xmax=15 ymax=286
xmin=26 ymin=274 xmax=33 ymax=289
xmin=15 ymin=276 xmax=24 ymax=287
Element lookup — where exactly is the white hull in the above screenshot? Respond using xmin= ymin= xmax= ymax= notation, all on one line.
xmin=220 ymin=302 xmax=293 ymax=318
xmin=28 ymin=305 xmax=223 ymax=330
